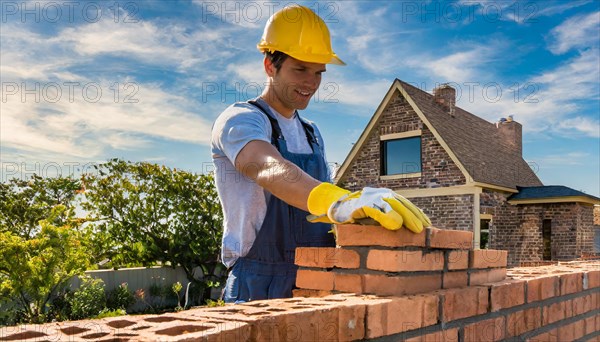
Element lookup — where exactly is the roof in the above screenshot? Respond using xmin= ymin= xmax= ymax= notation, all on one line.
xmin=508 ymin=185 xmax=600 ymax=205
xmin=336 ymin=79 xmax=543 ymax=190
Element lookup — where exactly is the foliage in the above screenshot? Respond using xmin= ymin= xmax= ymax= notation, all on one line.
xmin=205 ymin=298 xmax=225 ymax=307
xmin=0 ymin=206 xmax=93 ymax=324
xmin=106 ymin=282 xmax=135 ymax=311
xmin=95 ymin=308 xmax=126 ymax=319
xmin=68 ymin=276 xmax=106 ymax=320
xmin=172 ymin=281 xmax=183 ymax=311
xmin=82 ymin=159 xmax=224 ymax=301
xmin=0 ymin=175 xmax=81 ymax=239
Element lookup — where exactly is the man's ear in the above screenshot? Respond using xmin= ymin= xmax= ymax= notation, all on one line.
xmin=264 ymin=56 xmax=276 ymax=77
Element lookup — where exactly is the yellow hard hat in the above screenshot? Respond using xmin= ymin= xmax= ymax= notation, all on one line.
xmin=257 ymin=5 xmax=345 ymax=65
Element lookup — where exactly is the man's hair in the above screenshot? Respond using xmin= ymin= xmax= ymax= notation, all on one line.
xmin=264 ymin=51 xmax=289 ymax=71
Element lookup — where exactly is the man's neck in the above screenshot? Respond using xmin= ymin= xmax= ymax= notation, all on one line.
xmin=260 ymin=91 xmax=295 ymax=119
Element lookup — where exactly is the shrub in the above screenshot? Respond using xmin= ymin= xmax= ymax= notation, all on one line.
xmin=68 ymin=276 xmax=106 ymax=320
xmin=106 ymin=282 xmax=135 ymax=312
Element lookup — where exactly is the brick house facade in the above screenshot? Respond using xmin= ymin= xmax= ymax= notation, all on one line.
xmin=335 ymin=79 xmax=600 ymax=266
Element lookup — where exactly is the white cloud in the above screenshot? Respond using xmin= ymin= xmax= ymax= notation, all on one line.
xmin=548 ymin=11 xmax=600 ymax=54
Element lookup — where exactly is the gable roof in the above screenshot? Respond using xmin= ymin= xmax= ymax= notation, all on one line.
xmin=508 ymin=186 xmax=600 ymax=205
xmin=336 ymin=79 xmax=543 ymax=190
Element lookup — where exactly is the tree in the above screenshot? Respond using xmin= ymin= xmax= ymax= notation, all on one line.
xmin=0 ymin=206 xmax=93 ymax=323
xmin=82 ymin=159 xmax=224 ymax=301
xmin=0 ymin=175 xmax=81 ymax=239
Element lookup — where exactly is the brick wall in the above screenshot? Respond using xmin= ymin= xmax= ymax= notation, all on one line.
xmin=413 ymin=195 xmax=474 ymax=232
xmin=340 ymin=90 xmax=466 ymax=191
xmin=5 ymin=225 xmax=598 ymax=341
xmin=493 ymin=203 xmax=596 ymax=266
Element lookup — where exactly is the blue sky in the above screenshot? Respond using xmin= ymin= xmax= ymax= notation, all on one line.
xmin=1 ymin=0 xmax=599 ymax=197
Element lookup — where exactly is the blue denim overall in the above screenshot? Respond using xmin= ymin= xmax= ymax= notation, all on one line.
xmin=223 ymin=98 xmax=334 ymax=303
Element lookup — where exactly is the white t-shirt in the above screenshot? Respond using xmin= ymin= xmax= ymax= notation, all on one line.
xmin=211 ymin=100 xmax=327 ymax=268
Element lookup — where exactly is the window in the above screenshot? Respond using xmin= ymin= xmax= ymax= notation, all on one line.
xmin=542 ymin=219 xmax=552 ymax=260
xmin=381 ymin=136 xmax=422 ymax=175
xmin=594 ymin=228 xmax=600 ymax=253
xmin=480 ymin=219 xmax=490 ymax=249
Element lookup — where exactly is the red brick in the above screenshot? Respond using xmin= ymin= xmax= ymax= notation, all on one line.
xmin=366 ymin=250 xmax=443 ymax=272
xmin=464 ymin=316 xmax=505 ymax=342
xmin=526 ymin=276 xmax=558 ymax=303
xmin=585 ymin=316 xmax=596 ymax=335
xmin=365 ymin=294 xmax=439 ymax=338
xmin=506 ymin=307 xmax=542 ymax=337
xmin=404 ymin=328 xmax=459 ymax=342
xmin=559 ymin=272 xmax=583 ymax=295
xmin=490 ymin=280 xmax=525 ymax=311
xmin=334 ymin=273 xmax=362 ymax=294
xmin=295 ymin=247 xmax=360 ymax=269
xmin=557 ymin=319 xmax=585 ymax=341
xmin=587 ymin=269 xmax=600 ymax=288
xmin=292 ymin=289 xmax=332 ymax=298
xmin=572 ymin=295 xmax=593 ymax=316
xmin=427 ymin=227 xmax=473 ymax=249
xmin=296 ymin=270 xmax=334 ymax=291
xmin=447 ymin=250 xmax=469 ymax=270
xmin=335 ymin=224 xmax=426 ymax=247
xmin=469 ymin=249 xmax=508 ymax=268
xmin=441 ymin=287 xmax=488 ymax=322
xmin=469 ymin=268 xmax=507 ymax=285
xmin=543 ymin=301 xmax=567 ymax=325
xmin=443 ymin=271 xmax=468 ymax=289
xmin=363 ymin=273 xmax=442 ymax=296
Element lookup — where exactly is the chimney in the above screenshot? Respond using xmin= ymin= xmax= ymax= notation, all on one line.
xmin=433 ymin=84 xmax=456 ymax=117
xmin=497 ymin=116 xmax=523 ymax=155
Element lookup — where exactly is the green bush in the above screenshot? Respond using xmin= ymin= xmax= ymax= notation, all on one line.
xmin=68 ymin=276 xmax=106 ymax=320
xmin=106 ymin=282 xmax=135 ymax=311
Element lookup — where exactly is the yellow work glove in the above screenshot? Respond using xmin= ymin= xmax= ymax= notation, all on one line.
xmin=306 ymin=183 xmax=431 ymax=233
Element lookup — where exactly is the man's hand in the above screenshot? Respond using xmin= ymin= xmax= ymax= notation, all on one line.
xmin=307 ymin=183 xmax=431 ymax=233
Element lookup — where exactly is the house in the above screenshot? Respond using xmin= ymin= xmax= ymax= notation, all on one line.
xmin=334 ymin=79 xmax=600 ymax=266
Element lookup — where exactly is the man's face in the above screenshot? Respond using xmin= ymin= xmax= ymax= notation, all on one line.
xmin=266 ymin=56 xmax=326 ymax=115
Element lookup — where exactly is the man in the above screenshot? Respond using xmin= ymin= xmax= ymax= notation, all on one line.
xmin=211 ymin=5 xmax=430 ymax=303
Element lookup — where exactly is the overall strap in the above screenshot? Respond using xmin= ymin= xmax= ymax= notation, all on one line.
xmin=248 ymin=100 xmax=282 ymax=147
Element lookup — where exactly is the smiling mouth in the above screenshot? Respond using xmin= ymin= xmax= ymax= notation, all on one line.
xmin=295 ymin=89 xmax=311 ymax=97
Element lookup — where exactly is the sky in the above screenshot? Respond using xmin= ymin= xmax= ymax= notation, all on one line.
xmin=1 ymin=0 xmax=599 ymax=197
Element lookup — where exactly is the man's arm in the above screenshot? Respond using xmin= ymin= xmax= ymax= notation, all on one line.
xmin=235 ymin=140 xmax=320 ymax=211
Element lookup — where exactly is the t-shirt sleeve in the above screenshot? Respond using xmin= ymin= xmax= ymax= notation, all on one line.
xmin=212 ymin=104 xmax=271 ymax=164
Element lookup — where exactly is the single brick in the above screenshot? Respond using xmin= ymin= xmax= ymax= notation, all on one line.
xmin=572 ymin=295 xmax=592 ymax=316
xmin=427 ymin=227 xmax=473 ymax=249
xmin=526 ymin=276 xmax=558 ymax=302
xmin=363 ymin=273 xmax=442 ymax=296
xmin=559 ymin=272 xmax=583 ymax=295
xmin=292 ymin=289 xmax=333 ymax=298
xmin=585 ymin=316 xmax=596 ymax=335
xmin=490 ymin=280 xmax=526 ymax=311
xmin=447 ymin=250 xmax=469 ymax=270
xmin=587 ymin=269 xmax=600 ymax=288
xmin=296 ymin=270 xmax=334 ymax=291
xmin=443 ymin=271 xmax=468 ymax=289
xmin=295 ymin=247 xmax=360 ymax=269
xmin=404 ymin=328 xmax=458 ymax=342
xmin=557 ymin=319 xmax=585 ymax=341
xmin=463 ymin=316 xmax=505 ymax=342
xmin=366 ymin=250 xmax=444 ymax=272
xmin=365 ymin=294 xmax=439 ymax=338
xmin=334 ymin=273 xmax=363 ymax=294
xmin=543 ymin=301 xmax=567 ymax=325
xmin=469 ymin=268 xmax=507 ymax=285
xmin=335 ymin=224 xmax=426 ymax=247
xmin=506 ymin=307 xmax=542 ymax=337
xmin=469 ymin=249 xmax=508 ymax=268
xmin=441 ymin=286 xmax=489 ymax=322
